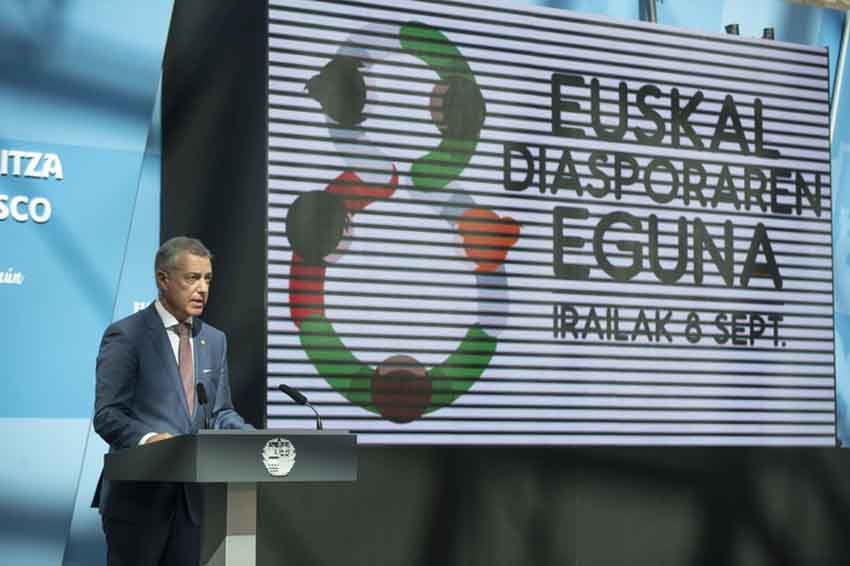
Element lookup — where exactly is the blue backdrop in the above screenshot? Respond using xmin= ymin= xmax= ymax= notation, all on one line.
xmin=0 ymin=3 xmax=172 ymax=565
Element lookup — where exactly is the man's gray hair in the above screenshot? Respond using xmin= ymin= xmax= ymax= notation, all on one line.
xmin=155 ymin=236 xmax=213 ymax=273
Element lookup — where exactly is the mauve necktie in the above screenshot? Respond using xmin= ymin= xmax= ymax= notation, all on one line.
xmin=176 ymin=322 xmax=194 ymax=415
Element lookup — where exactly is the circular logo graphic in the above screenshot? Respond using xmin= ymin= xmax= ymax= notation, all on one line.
xmin=261 ymin=438 xmax=296 ymax=477
xmin=287 ymin=22 xmax=521 ymax=424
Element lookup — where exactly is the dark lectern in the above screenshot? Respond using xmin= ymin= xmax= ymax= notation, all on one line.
xmin=104 ymin=429 xmax=357 ymax=565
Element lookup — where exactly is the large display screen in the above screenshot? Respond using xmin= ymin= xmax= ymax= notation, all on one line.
xmin=266 ymin=0 xmax=835 ymax=445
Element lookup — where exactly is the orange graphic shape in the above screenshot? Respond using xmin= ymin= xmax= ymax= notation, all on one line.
xmin=457 ymin=208 xmax=520 ymax=272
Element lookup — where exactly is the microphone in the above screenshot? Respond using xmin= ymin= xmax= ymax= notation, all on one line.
xmin=196 ymin=383 xmax=210 ymax=429
xmin=278 ymin=384 xmax=323 ymax=430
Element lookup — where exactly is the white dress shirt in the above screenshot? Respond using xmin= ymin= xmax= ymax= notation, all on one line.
xmin=154 ymin=299 xmax=194 ymax=367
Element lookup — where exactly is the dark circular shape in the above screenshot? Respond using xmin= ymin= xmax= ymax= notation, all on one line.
xmin=306 ymin=55 xmax=367 ymax=128
xmin=372 ymin=355 xmax=431 ymax=423
xmin=286 ymin=191 xmax=348 ymax=265
xmin=441 ymin=75 xmax=486 ymax=139
xmin=429 ymin=83 xmax=450 ymax=132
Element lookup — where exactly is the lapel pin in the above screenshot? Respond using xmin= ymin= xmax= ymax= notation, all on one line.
xmin=200 ymin=339 xmax=206 ymax=346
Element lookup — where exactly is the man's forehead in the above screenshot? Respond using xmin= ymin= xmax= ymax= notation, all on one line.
xmin=175 ymin=253 xmax=212 ymax=272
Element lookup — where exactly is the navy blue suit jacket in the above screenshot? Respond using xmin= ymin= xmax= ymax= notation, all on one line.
xmin=91 ymin=303 xmax=251 ymax=524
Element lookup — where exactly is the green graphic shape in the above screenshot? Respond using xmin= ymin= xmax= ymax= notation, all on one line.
xmin=299 ymin=314 xmax=497 ymax=414
xmin=427 ymin=325 xmax=497 ymax=410
xmin=400 ymin=22 xmax=482 ymax=192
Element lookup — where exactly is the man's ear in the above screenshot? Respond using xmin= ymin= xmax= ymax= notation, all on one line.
xmin=155 ymin=270 xmax=167 ymax=291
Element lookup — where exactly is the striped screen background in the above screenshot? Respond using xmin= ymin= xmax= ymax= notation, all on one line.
xmin=266 ymin=0 xmax=835 ymax=445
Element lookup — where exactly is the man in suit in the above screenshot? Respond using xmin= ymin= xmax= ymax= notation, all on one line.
xmin=92 ymin=236 xmax=253 ymax=566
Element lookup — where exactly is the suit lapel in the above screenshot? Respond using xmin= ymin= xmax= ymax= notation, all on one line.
xmin=142 ymin=304 xmax=193 ymax=426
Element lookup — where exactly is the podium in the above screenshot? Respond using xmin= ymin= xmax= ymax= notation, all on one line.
xmin=104 ymin=429 xmax=357 ymax=566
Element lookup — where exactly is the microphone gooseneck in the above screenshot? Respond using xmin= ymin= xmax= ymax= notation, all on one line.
xmin=278 ymin=383 xmax=307 ymax=405
xmin=277 ymin=383 xmax=324 ymax=430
